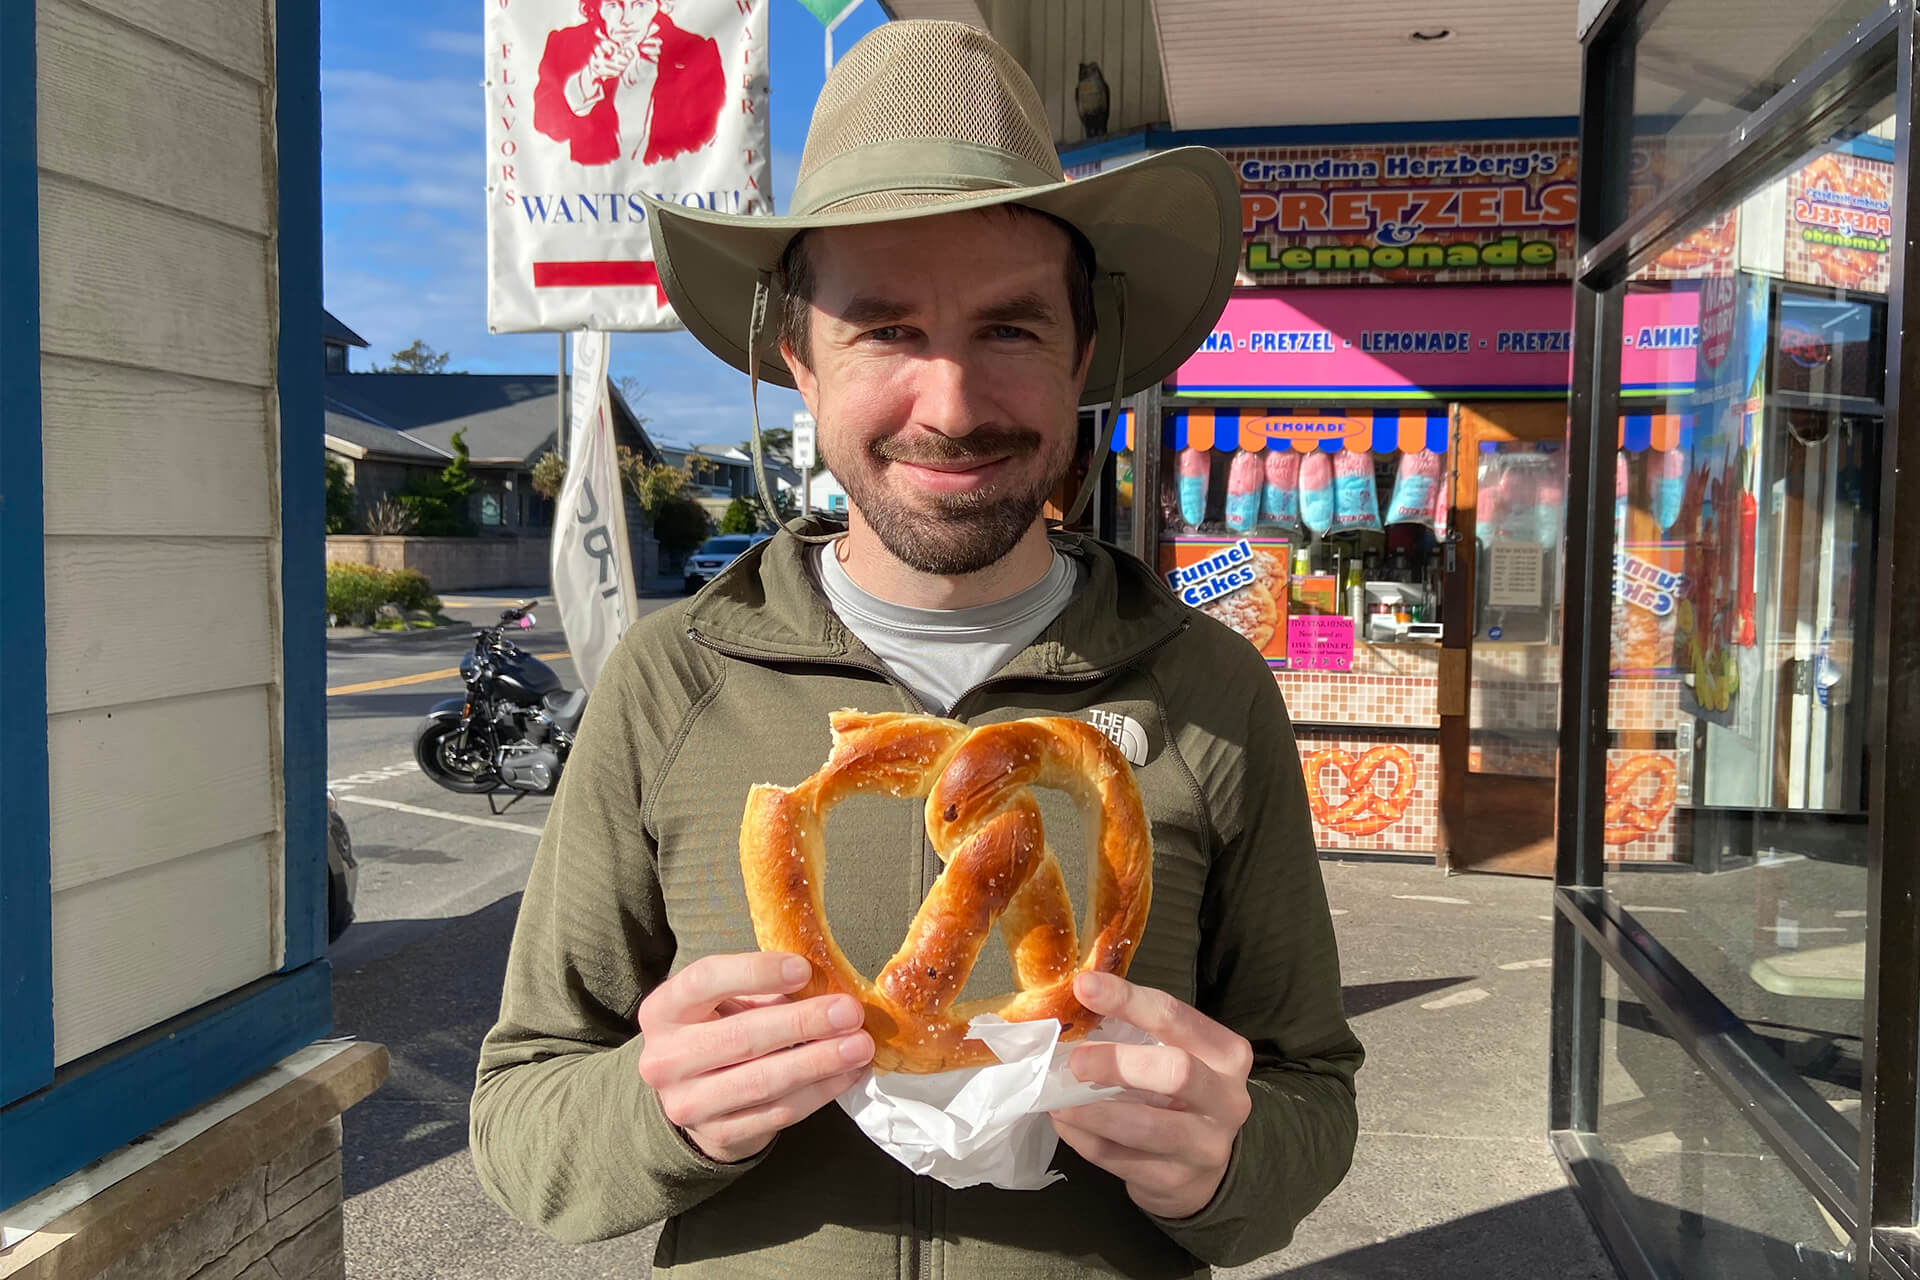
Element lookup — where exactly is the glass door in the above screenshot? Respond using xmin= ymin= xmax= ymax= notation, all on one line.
xmin=1442 ymin=402 xmax=1568 ymax=875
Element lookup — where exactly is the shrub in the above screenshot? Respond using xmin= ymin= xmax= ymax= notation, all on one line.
xmin=325 ymin=563 xmax=441 ymax=625
xmin=365 ymin=497 xmax=417 ymax=535
xmin=718 ymin=496 xmax=757 ymax=534
xmin=384 ymin=568 xmax=439 ymax=613
xmin=326 ymin=563 xmax=389 ymax=625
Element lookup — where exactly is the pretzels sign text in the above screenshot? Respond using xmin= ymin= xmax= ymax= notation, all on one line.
xmin=739 ymin=711 xmax=1154 ymax=1074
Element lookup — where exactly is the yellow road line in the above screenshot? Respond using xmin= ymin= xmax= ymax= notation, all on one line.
xmin=327 ymin=651 xmax=569 ymax=697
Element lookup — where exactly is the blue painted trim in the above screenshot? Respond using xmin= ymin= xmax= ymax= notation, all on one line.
xmin=1058 ymin=117 xmax=1580 ymax=166
xmin=277 ymin=0 xmax=327 ymax=969
xmin=0 ymin=0 xmax=52 ymax=1109
xmin=0 ymin=964 xmax=332 ymax=1207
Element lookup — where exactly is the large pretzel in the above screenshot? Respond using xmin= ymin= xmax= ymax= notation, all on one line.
xmin=738 ymin=711 xmax=1153 ymax=1073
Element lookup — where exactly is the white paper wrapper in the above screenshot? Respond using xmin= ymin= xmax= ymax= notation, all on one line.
xmin=835 ymin=1015 xmax=1158 ymax=1191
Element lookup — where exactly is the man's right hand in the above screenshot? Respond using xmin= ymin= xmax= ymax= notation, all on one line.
xmin=636 ymin=952 xmax=874 ymax=1164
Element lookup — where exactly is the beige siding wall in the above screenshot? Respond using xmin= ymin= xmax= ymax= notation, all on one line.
xmin=37 ymin=0 xmax=284 ymax=1065
xmin=986 ymin=0 xmax=1166 ymax=148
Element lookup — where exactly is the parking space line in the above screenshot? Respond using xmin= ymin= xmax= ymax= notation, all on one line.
xmin=329 ymin=760 xmax=419 ymax=792
xmin=1421 ymin=988 xmax=1490 ymax=1010
xmin=338 ymin=794 xmax=544 ymax=835
xmin=327 ymin=652 xmax=568 ymax=698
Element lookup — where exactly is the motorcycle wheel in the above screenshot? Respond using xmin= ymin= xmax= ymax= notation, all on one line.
xmin=415 ymin=720 xmax=499 ymax=793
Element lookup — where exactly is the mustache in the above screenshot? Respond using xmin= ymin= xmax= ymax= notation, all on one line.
xmin=869 ymin=428 xmax=1044 ymax=466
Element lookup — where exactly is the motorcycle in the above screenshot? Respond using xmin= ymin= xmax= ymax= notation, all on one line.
xmin=414 ymin=602 xmax=586 ymax=802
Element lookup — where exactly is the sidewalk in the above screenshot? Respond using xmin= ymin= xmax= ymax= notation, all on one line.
xmin=331 ymin=856 xmax=1614 ymax=1279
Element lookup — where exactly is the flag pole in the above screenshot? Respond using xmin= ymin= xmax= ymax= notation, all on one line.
xmin=824 ymin=0 xmax=863 ymax=72
xmin=555 ymin=332 xmax=567 ymax=463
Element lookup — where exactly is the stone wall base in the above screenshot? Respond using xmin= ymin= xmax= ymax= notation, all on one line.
xmin=1 ymin=1043 xmax=385 ymax=1280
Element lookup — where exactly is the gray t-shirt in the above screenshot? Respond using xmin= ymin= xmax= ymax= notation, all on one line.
xmin=812 ymin=544 xmax=1081 ymax=714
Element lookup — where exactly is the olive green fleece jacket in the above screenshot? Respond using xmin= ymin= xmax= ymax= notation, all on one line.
xmin=470 ymin=522 xmax=1362 ymax=1278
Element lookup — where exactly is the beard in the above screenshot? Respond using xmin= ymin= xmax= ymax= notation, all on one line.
xmin=828 ymin=425 xmax=1074 ymax=576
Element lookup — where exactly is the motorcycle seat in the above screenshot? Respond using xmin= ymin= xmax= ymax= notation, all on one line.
xmin=545 ymin=688 xmax=588 ymax=733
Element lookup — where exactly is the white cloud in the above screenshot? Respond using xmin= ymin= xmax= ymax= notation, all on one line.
xmin=417 ymin=27 xmax=478 ymax=58
xmin=321 ymin=69 xmax=479 ymax=142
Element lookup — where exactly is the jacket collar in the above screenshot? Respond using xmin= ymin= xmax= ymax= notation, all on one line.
xmin=684 ymin=516 xmax=1190 ymax=677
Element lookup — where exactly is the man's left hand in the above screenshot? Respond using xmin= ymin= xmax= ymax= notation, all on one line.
xmin=1049 ymin=971 xmax=1254 ymax=1220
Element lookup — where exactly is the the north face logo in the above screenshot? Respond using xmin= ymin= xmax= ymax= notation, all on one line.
xmin=1086 ymin=709 xmax=1149 ymax=766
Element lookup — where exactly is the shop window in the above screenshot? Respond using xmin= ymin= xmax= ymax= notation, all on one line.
xmin=1621 ymin=0 xmax=1884 ymax=225
xmin=1599 ymin=95 xmax=1895 ymax=1122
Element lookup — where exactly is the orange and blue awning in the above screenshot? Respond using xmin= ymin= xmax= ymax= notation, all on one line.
xmin=1118 ymin=408 xmax=1695 ymax=454
xmin=1156 ymin=408 xmax=1448 ymax=454
xmin=1618 ymin=412 xmax=1692 ymax=452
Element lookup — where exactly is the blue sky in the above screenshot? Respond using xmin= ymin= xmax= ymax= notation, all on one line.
xmin=319 ymin=0 xmax=890 ymax=445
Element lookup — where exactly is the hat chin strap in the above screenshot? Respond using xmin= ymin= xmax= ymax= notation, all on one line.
xmin=746 ymin=273 xmax=838 ymax=544
xmin=745 ymin=269 xmax=1128 ymax=543
xmin=1063 ymin=271 xmax=1127 ymax=528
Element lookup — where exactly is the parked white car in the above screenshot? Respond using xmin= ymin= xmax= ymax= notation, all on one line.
xmin=683 ymin=532 xmax=771 ymax=593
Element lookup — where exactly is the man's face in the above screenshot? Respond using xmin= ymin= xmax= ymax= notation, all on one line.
xmin=595 ymin=0 xmax=651 ymax=40
xmin=785 ymin=209 xmax=1093 ymax=577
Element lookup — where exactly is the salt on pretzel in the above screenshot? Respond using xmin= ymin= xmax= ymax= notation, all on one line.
xmin=738 ymin=711 xmax=1153 ymax=1073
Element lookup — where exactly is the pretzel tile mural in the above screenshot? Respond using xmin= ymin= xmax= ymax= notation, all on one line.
xmin=1603 ymin=752 xmax=1678 ymax=849
xmin=1296 ymin=731 xmax=1438 ymax=853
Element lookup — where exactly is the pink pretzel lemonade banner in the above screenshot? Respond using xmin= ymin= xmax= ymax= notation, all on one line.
xmin=1173 ymin=285 xmax=1699 ymax=398
xmin=487 ymin=0 xmax=773 ymax=332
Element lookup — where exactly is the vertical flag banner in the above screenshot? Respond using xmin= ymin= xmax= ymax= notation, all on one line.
xmin=487 ymin=0 xmax=773 ymax=332
xmin=551 ymin=331 xmax=638 ymax=690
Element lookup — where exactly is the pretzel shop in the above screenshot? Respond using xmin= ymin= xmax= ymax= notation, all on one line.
xmin=1084 ymin=129 xmax=1616 ymax=874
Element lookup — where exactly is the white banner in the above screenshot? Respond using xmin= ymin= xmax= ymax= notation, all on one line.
xmin=551 ymin=331 xmax=638 ymax=690
xmin=486 ymin=0 xmax=773 ymax=332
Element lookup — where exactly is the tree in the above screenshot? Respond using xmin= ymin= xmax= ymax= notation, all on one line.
xmin=718 ymin=496 xmax=758 ymax=534
xmin=614 ymin=375 xmax=649 ymax=421
xmin=738 ymin=426 xmax=792 ymax=458
xmin=651 ymin=496 xmax=712 ymax=560
xmin=438 ymin=429 xmax=478 ymax=505
xmin=324 ymin=455 xmax=357 ymax=534
xmin=530 ymin=451 xmax=566 ymax=501
xmin=397 ymin=429 xmax=476 ymax=536
xmin=380 ymin=339 xmax=451 ymax=373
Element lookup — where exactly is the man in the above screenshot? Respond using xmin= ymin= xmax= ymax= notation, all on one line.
xmin=533 ymin=0 xmax=724 ymax=167
xmin=473 ymin=21 xmax=1361 ymax=1277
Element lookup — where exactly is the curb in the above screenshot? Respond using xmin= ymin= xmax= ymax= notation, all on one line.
xmin=327 ymin=622 xmax=467 ymax=642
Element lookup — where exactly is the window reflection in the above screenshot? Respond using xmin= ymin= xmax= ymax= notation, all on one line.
xmin=1626 ymin=0 xmax=1885 ymax=219
xmin=1602 ymin=101 xmax=1893 ymax=1122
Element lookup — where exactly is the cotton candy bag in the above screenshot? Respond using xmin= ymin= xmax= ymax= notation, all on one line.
xmin=1330 ymin=450 xmax=1383 ymax=533
xmin=1299 ymin=451 xmax=1334 ymax=537
xmin=1385 ymin=450 xmax=1444 ymax=527
xmin=1261 ymin=450 xmax=1301 ymax=529
xmin=1225 ymin=451 xmax=1263 ymax=533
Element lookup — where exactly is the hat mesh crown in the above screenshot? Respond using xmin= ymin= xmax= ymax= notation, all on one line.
xmin=795 ymin=21 xmax=1063 ymax=210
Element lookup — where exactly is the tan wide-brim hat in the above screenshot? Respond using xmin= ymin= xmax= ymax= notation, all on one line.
xmin=642 ymin=19 xmax=1239 ymax=408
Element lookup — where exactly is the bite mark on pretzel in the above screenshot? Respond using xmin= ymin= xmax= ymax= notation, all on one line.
xmin=738 ymin=711 xmax=1153 ymax=1073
